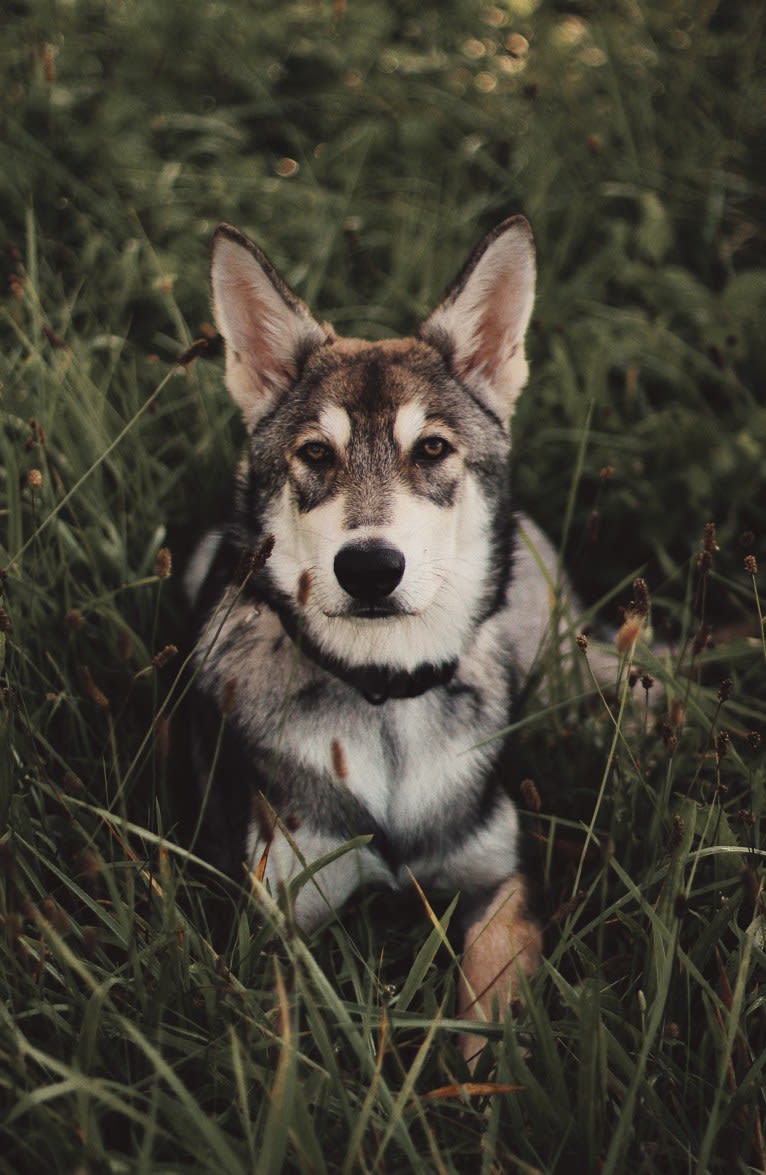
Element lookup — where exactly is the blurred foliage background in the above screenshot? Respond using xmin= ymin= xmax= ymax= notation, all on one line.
xmin=1 ymin=3 xmax=766 ymax=1172
xmin=3 ymin=0 xmax=765 ymax=612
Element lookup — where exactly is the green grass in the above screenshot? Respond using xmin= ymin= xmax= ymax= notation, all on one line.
xmin=2 ymin=1 xmax=766 ymax=1171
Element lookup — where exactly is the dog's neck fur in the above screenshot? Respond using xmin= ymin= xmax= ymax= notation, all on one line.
xmin=273 ymin=601 xmax=458 ymax=703
xmin=188 ymin=531 xmax=461 ymax=704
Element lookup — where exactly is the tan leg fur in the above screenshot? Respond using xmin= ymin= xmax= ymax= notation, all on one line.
xmin=457 ymin=873 xmax=542 ymax=1067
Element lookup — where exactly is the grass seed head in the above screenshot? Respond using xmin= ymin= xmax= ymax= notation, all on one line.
xmin=616 ymin=616 xmax=644 ymax=654
xmin=744 ymin=554 xmax=758 ymax=575
xmin=151 ymin=643 xmax=178 ymax=669
xmin=237 ymin=535 xmax=275 ymax=582
xmin=670 ymin=697 xmax=685 ymax=727
xmin=118 ymin=629 xmax=133 ymax=661
xmin=297 ymin=569 xmax=313 ymax=608
xmin=520 ymin=777 xmax=542 ymax=811
xmin=331 ymin=738 xmax=348 ymax=780
xmin=178 ymin=339 xmax=206 ymax=366
xmin=82 ymin=926 xmax=99 ymax=956
xmin=252 ymin=794 xmax=277 ymax=844
xmin=661 ymin=721 xmax=678 ymax=751
xmin=42 ymin=897 xmax=70 ymax=933
xmin=42 ymin=323 xmax=67 ymax=351
xmin=696 ymin=550 xmax=712 ymax=575
xmin=692 ymin=623 xmax=712 ymax=656
xmin=631 ymin=577 xmax=650 ymax=619
xmin=616 ymin=578 xmax=651 ymax=651
xmin=552 ymin=891 xmax=586 ymax=923
xmin=78 ymin=665 xmax=109 ymax=709
xmin=154 ymin=547 xmax=172 ymax=578
xmin=26 ymin=417 xmax=47 ymax=447
xmin=76 ymin=849 xmax=102 ymax=882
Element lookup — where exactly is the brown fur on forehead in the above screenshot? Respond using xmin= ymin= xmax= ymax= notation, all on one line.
xmin=301 ymin=337 xmax=459 ymax=419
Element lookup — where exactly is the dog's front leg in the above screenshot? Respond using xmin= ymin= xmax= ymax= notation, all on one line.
xmin=457 ymin=874 xmax=542 ymax=1068
xmin=250 ymin=822 xmax=395 ymax=938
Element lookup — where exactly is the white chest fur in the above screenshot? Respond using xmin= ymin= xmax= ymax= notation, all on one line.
xmin=284 ymin=686 xmax=500 ymax=838
xmin=197 ymin=595 xmax=510 ymax=825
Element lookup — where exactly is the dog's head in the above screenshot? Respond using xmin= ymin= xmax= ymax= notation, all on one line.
xmin=210 ymin=219 xmax=536 ymax=676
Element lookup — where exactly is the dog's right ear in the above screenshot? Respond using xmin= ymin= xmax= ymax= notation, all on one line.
xmin=210 ymin=224 xmax=326 ymax=427
xmin=420 ymin=216 xmax=536 ymax=427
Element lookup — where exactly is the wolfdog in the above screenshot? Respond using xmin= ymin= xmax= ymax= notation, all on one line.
xmin=185 ymin=216 xmax=569 ymax=1061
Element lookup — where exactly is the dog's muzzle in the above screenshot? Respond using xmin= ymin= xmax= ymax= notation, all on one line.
xmin=333 ymin=542 xmax=405 ymax=605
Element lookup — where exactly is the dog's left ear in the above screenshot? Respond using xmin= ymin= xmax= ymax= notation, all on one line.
xmin=210 ymin=224 xmax=326 ymax=427
xmin=420 ymin=216 xmax=535 ymax=425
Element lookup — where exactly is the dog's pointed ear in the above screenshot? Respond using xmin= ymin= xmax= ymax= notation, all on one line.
xmin=420 ymin=217 xmax=536 ymax=425
xmin=210 ymin=224 xmax=326 ymax=426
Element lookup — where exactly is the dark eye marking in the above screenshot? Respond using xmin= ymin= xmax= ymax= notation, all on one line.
xmin=297 ymin=440 xmax=334 ymax=466
xmin=412 ymin=435 xmax=455 ymax=464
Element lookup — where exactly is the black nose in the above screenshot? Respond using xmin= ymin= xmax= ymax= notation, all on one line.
xmin=334 ymin=544 xmax=405 ymax=602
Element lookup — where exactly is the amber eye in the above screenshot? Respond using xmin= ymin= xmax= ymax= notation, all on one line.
xmin=298 ymin=440 xmax=333 ymax=465
xmin=414 ymin=435 xmax=453 ymax=463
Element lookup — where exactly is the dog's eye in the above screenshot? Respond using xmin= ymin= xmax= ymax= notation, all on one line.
xmin=413 ymin=436 xmax=453 ymax=463
xmin=298 ymin=441 xmax=333 ymax=465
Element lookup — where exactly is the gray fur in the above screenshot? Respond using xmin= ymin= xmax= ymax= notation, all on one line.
xmin=187 ymin=220 xmax=573 ymax=1029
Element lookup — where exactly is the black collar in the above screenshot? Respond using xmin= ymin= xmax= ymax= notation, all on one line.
xmin=274 ymin=600 xmax=457 ymax=704
xmin=322 ymin=655 xmax=457 ymax=705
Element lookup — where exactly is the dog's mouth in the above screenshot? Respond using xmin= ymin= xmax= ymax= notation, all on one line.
xmin=351 ymin=606 xmax=405 ymax=620
xmin=327 ymin=602 xmax=411 ymax=620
